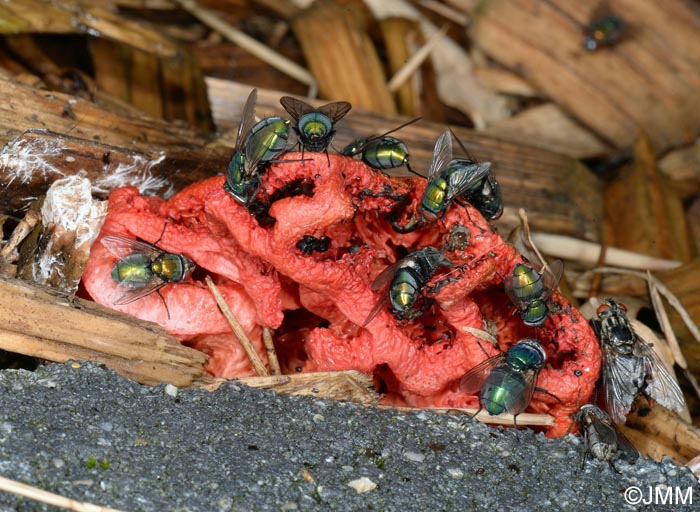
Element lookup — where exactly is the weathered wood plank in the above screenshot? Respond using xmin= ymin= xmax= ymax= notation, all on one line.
xmin=0 ymin=75 xmax=207 ymax=151
xmin=0 ymin=276 xmax=210 ymax=387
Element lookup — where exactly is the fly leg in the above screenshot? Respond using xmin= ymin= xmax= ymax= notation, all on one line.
xmin=534 ymin=387 xmax=563 ymax=403
xmin=156 ymin=289 xmax=171 ymax=320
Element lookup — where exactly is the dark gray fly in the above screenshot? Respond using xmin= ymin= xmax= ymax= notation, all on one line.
xmin=591 ymin=299 xmax=686 ymax=424
xmin=577 ymin=404 xmax=638 ymax=470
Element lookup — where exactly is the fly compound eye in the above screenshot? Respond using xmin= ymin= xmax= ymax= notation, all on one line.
xmin=618 ymin=302 xmax=628 ymax=312
xmin=596 ymin=303 xmax=611 ymax=315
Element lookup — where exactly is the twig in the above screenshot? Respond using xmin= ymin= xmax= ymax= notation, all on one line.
xmin=205 ymin=276 xmax=269 ymax=376
xmin=647 ymin=271 xmax=687 ymax=370
xmin=387 ymin=23 xmax=449 ymax=92
xmin=416 ymin=0 xmax=469 ymax=26
xmin=0 ymin=475 xmax=126 ymax=512
xmin=530 ymin=233 xmax=682 ymax=271
xmin=377 ymin=405 xmax=555 ymax=427
xmin=262 ymin=327 xmax=281 ymax=375
xmin=175 ymin=0 xmax=318 ymax=97
xmin=517 ymin=208 xmax=551 ymax=276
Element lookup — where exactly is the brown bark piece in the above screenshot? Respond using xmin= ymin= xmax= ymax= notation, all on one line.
xmin=290 ymin=0 xmax=397 ymax=113
xmin=604 ymin=134 xmax=691 ymax=262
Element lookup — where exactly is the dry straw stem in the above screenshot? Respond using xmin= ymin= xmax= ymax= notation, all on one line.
xmin=386 ymin=23 xmax=449 ymax=93
xmin=174 ymin=0 xmax=317 ymax=96
xmin=381 ymin=406 xmax=555 ymax=427
xmin=262 ymin=327 xmax=281 ymax=375
xmin=205 ymin=276 xmax=269 ymax=376
xmin=0 ymin=475 xmax=125 ymax=512
xmin=529 ymin=233 xmax=682 ymax=271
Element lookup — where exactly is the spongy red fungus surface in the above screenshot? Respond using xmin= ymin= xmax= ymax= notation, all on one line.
xmin=82 ymin=152 xmax=601 ymax=437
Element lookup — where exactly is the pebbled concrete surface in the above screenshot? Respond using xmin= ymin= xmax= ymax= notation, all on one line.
xmin=0 ymin=362 xmax=696 ymax=511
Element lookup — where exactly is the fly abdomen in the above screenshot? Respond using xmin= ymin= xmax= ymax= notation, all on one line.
xmin=481 ymin=368 xmax=528 ymax=416
xmin=390 ymin=268 xmax=421 ymax=312
xmin=111 ymin=254 xmax=153 ymax=288
xmin=421 ymin=177 xmax=448 ymax=221
xmin=246 ymin=117 xmax=290 ymax=161
xmin=363 ymin=137 xmax=409 ymax=170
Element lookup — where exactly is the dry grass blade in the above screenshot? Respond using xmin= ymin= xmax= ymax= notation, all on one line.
xmin=380 ymin=405 xmax=555 ymax=427
xmin=175 ymin=0 xmax=316 ymax=94
xmin=386 ymin=23 xmax=449 ymax=92
xmin=207 ymin=371 xmax=380 ymax=405
xmin=460 ymin=325 xmax=498 ymax=347
xmin=516 ymin=208 xmax=551 ymax=275
xmin=205 ymin=276 xmax=268 ymax=376
xmin=647 ymin=271 xmax=687 ymax=370
xmin=0 ymin=475 xmax=126 ymax=512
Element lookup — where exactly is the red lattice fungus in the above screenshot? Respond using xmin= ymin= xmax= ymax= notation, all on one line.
xmin=82 ymin=152 xmax=601 ymax=437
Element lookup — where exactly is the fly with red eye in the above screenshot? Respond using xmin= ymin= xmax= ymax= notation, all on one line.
xmin=590 ymin=299 xmax=685 ymax=424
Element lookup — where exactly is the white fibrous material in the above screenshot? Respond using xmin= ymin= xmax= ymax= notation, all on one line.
xmin=93 ymin=152 xmax=174 ymax=198
xmin=35 ymin=175 xmax=107 ymax=286
xmin=0 ymin=136 xmax=67 ymax=188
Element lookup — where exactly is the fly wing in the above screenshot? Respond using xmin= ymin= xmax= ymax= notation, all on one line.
xmin=509 ymin=367 xmax=540 ymax=416
xmin=101 ymin=234 xmax=162 ymax=260
xmin=540 ymin=259 xmax=564 ymax=300
xmin=444 ymin=161 xmax=493 ymax=205
xmin=316 ymin=101 xmax=352 ymax=123
xmin=614 ymin=429 xmax=639 ymax=463
xmin=362 ymin=259 xmax=404 ymax=326
xmin=111 ymin=277 xmax=167 ymax=306
xmin=636 ymin=340 xmax=686 ymax=414
xmin=280 ymin=96 xmax=315 ymax=121
xmin=600 ymin=344 xmax=641 ymax=423
xmin=459 ymin=353 xmax=506 ymax=394
xmin=586 ymin=408 xmax=623 ymax=448
xmin=426 ymin=130 xmax=453 ymax=184
xmin=236 ymin=89 xmax=258 ymax=151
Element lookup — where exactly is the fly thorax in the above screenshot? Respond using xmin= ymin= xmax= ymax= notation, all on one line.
xmin=153 ymin=254 xmax=184 ymax=281
xmin=226 ymin=152 xmax=246 ymax=181
xmin=299 ymin=113 xmax=331 ymax=139
xmin=506 ymin=339 xmax=546 ymax=371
